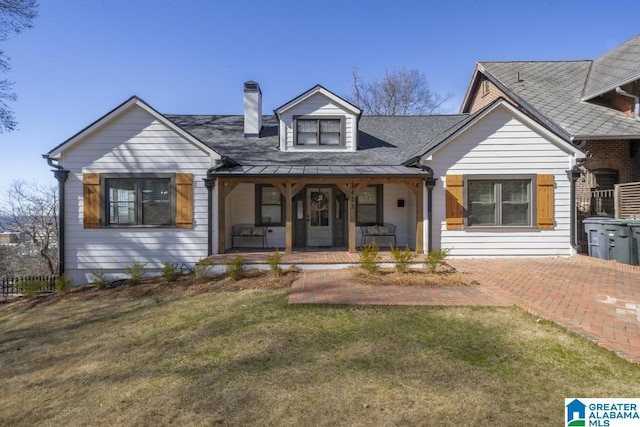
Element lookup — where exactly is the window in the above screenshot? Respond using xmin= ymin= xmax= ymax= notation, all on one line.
xmin=82 ymin=173 xmax=192 ymax=229
xmin=357 ymin=185 xmax=382 ymax=225
xmin=592 ymin=168 xmax=618 ymax=190
xmin=256 ymin=185 xmax=284 ymax=226
xmin=446 ymin=174 xmax=553 ymax=231
xmin=481 ymin=77 xmax=490 ymax=96
xmin=106 ymin=177 xmax=172 ymax=226
xmin=295 ymin=118 xmax=342 ymax=146
xmin=467 ymin=179 xmax=531 ymax=227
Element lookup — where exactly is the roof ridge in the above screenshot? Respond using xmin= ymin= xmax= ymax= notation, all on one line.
xmin=478 ymin=59 xmax=591 ymax=64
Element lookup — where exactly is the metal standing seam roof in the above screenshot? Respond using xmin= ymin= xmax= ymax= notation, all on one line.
xmin=165 ymin=114 xmax=469 ymax=175
xmin=479 ymin=60 xmax=640 ymax=139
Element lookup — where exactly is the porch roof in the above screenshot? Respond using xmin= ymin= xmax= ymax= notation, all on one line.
xmin=209 ymin=164 xmax=432 ymax=177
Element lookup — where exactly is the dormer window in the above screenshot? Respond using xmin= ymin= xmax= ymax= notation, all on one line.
xmin=295 ymin=117 xmax=343 ymax=146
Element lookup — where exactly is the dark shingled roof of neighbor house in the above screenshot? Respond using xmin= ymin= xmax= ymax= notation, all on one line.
xmin=477 ymin=34 xmax=640 ymax=140
xmin=583 ymin=34 xmax=640 ymax=100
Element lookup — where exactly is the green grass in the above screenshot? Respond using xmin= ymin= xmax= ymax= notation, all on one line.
xmin=1 ymin=289 xmax=639 ymax=426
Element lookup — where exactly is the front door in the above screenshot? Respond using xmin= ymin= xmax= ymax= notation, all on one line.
xmin=306 ymin=187 xmax=333 ymax=246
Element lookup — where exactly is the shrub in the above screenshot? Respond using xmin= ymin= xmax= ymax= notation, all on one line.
xmin=267 ymin=249 xmax=283 ymax=276
xmin=359 ymin=241 xmax=381 ymax=274
xmin=55 ymin=275 xmax=73 ymax=293
xmin=424 ymin=248 xmax=451 ymax=273
xmin=390 ymin=244 xmax=415 ymax=273
xmin=161 ymin=261 xmax=179 ymax=282
xmin=17 ymin=279 xmax=45 ymax=298
xmin=125 ymin=261 xmax=147 ymax=285
xmin=194 ymin=263 xmax=210 ymax=283
xmin=90 ymin=270 xmax=108 ymax=287
xmin=226 ymin=254 xmax=244 ymax=281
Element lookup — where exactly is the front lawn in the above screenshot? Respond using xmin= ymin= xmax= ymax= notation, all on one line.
xmin=1 ymin=281 xmax=638 ymax=426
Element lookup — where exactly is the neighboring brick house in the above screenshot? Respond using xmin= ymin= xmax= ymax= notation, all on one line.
xmin=460 ymin=34 xmax=640 ymax=250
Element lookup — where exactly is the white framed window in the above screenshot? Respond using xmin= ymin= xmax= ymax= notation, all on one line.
xmin=294 ymin=117 xmax=343 ymax=146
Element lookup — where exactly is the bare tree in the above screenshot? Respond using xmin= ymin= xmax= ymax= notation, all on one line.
xmin=349 ymin=66 xmax=452 ymax=115
xmin=0 ymin=180 xmax=58 ymax=275
xmin=0 ymin=0 xmax=39 ymax=133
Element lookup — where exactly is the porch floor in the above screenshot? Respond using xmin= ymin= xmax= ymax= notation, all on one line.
xmin=202 ymin=248 xmax=403 ymax=266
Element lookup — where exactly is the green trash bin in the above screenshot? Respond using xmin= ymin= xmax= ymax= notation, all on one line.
xmin=583 ymin=216 xmax=613 ymax=259
xmin=627 ymin=220 xmax=640 ymax=266
xmin=603 ymin=220 xmax=638 ymax=265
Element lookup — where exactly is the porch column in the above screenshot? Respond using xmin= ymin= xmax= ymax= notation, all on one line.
xmin=348 ymin=184 xmax=357 ymax=253
xmin=217 ymin=179 xmax=226 ymax=254
xmin=285 ymin=182 xmax=293 ymax=253
xmin=425 ymin=178 xmax=437 ymax=253
xmin=416 ymin=180 xmax=424 ymax=254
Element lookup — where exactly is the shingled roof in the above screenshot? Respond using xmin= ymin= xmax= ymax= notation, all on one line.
xmin=464 ymin=34 xmax=640 ymax=140
xmin=166 ymin=114 xmax=469 ymax=173
xmin=583 ymin=34 xmax=640 ymax=100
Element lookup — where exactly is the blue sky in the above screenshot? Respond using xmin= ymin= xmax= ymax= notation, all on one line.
xmin=1 ymin=0 xmax=639 ymax=186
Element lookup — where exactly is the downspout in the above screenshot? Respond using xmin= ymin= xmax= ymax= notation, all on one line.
xmin=42 ymin=155 xmax=69 ymax=276
xmin=615 ymin=87 xmax=640 ymax=121
xmin=566 ymin=165 xmax=582 ymax=252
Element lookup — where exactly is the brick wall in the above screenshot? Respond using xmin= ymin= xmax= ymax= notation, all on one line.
xmin=467 ymin=78 xmax=513 ymax=112
xmin=584 ymin=139 xmax=637 ymax=182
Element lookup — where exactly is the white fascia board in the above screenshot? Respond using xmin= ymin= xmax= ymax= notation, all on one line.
xmin=581 ymin=73 xmax=640 ymax=102
xmin=423 ymin=99 xmax=586 ymax=162
xmin=275 ymin=85 xmax=361 ymax=117
xmin=48 ymin=97 xmax=221 ymax=160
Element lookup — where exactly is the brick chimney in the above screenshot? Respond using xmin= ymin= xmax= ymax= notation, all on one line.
xmin=244 ymin=81 xmax=262 ymax=138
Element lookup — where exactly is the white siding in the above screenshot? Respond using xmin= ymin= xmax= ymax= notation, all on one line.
xmin=382 ymin=183 xmax=414 ymax=248
xmin=280 ymin=93 xmax=358 ymax=152
xmin=226 ymin=183 xmax=285 ymax=249
xmin=227 ymin=183 xmax=417 ymax=250
xmin=59 ymin=106 xmax=216 ymax=284
xmin=427 ymin=107 xmax=575 ymax=257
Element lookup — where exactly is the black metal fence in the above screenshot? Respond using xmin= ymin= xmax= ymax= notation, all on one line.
xmin=1 ymin=275 xmax=57 ymax=297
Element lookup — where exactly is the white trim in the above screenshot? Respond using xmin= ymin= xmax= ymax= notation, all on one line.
xmin=581 ymin=73 xmax=640 ymax=102
xmin=423 ymin=99 xmax=586 ymax=161
xmin=275 ymin=85 xmax=361 ymax=117
xmin=48 ymin=97 xmax=221 ymax=160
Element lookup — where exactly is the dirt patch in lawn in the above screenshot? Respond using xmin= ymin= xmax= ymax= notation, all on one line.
xmin=352 ymin=263 xmax=478 ymax=287
xmin=1 ymin=262 xmax=477 ymax=311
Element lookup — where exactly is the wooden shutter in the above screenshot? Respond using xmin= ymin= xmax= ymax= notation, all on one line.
xmin=536 ymin=174 xmax=555 ymax=230
xmin=83 ymin=172 xmax=100 ymax=228
xmin=445 ymin=174 xmax=464 ymax=230
xmin=175 ymin=173 xmax=193 ymax=228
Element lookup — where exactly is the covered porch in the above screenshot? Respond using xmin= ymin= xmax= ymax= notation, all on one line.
xmin=201 ymin=248 xmax=400 ymax=267
xmin=207 ymin=168 xmax=436 ymax=255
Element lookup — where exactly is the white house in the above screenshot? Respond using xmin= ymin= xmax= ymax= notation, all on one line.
xmin=45 ymin=82 xmax=585 ymax=284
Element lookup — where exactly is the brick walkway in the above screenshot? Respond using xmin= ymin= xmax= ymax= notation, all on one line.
xmin=289 ymin=256 xmax=640 ymax=364
xmin=288 ymin=268 xmax=511 ymax=306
